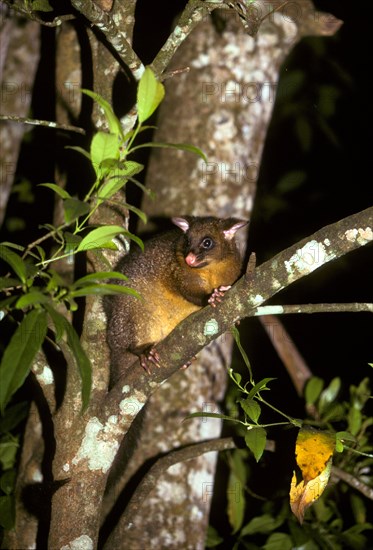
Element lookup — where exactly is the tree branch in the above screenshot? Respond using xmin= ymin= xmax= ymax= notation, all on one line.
xmin=332 ymin=466 xmax=373 ymax=501
xmin=255 ymin=303 xmax=373 ymax=315
xmin=150 ymin=1 xmax=230 ymax=77
xmin=0 ymin=115 xmax=86 ymax=135
xmin=104 ymin=206 xmax=373 ymax=420
xmin=259 ymin=314 xmax=312 ymax=396
xmin=70 ymin=0 xmax=144 ymax=79
xmin=107 ymin=436 xmax=275 ymax=543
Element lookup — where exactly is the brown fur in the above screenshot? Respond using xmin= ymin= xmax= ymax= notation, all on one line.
xmin=105 ymin=216 xmax=247 ymax=380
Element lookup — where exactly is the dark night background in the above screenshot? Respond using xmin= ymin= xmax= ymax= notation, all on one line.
xmin=1 ymin=0 xmax=372 ymax=542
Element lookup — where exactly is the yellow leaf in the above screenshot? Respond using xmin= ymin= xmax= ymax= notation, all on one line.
xmin=290 ymin=458 xmax=332 ymax=523
xmin=290 ymin=427 xmax=335 ymax=523
xmin=295 ymin=427 xmax=335 ymax=481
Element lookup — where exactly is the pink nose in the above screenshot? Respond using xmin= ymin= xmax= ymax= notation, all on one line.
xmin=185 ymin=253 xmax=197 ymax=266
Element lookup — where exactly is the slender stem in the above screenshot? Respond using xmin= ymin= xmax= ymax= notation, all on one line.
xmin=22 ymin=223 xmax=70 ymax=259
xmin=0 ymin=115 xmax=85 ymax=135
xmin=257 ymin=396 xmax=302 ymax=427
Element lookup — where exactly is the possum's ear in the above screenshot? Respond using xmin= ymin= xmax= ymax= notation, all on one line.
xmin=223 ymin=219 xmax=248 ymax=240
xmin=172 ymin=217 xmax=191 ymax=233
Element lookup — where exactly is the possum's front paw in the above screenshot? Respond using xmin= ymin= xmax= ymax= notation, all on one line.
xmin=208 ymin=285 xmax=231 ymax=307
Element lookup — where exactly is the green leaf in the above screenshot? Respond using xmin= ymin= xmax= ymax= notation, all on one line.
xmin=63 ymin=320 xmax=92 ymax=411
xmin=239 ymin=399 xmax=261 ymax=423
xmin=84 ymin=283 xmax=139 ymax=297
xmin=31 ymin=0 xmax=53 ymax=12
xmin=248 ymin=378 xmax=276 ymax=399
xmin=81 ymin=89 xmax=123 ymax=136
xmin=276 ymin=70 xmax=305 ymax=102
xmin=137 ymin=67 xmax=165 ymax=123
xmin=72 ymin=271 xmax=128 ymax=288
xmin=98 ymin=176 xmax=128 ymax=201
xmin=44 ymin=304 xmax=66 ymax=342
xmin=227 ymin=468 xmax=245 ymax=533
xmin=277 ymin=171 xmax=306 ymax=194
xmin=318 ymin=85 xmax=339 ymax=118
xmin=126 ymin=176 xmax=155 ymax=199
xmin=263 ymin=532 xmax=293 ymax=550
xmin=63 ymin=198 xmax=90 ymax=224
xmin=305 ymin=376 xmax=324 ymax=405
xmin=65 ymin=145 xmax=91 ymax=162
xmin=123 ymin=125 xmax=157 ymax=142
xmin=241 ymin=513 xmax=284 ymax=536
xmin=0 ymin=402 xmax=29 ymax=433
xmin=130 ymin=141 xmax=207 ymax=162
xmin=229 ymin=370 xmax=242 ymax=387
xmin=321 ymin=402 xmax=344 ymax=423
xmin=70 ymin=283 xmax=141 ymax=299
xmin=205 ymin=526 xmax=223 ymax=547
xmin=0 ymin=495 xmax=15 ymax=530
xmin=231 ymin=325 xmax=253 ymax=380
xmin=76 ymin=226 xmax=127 ymax=252
xmin=244 ymin=427 xmax=267 ymax=462
xmin=348 ymin=407 xmax=362 ymax=436
xmin=1 ymin=470 xmax=16 ymax=495
xmin=123 ymin=203 xmax=147 ymax=224
xmin=99 ymin=161 xmax=144 ymax=200
xmin=90 ymin=132 xmax=119 ymax=176
xmin=0 ymin=309 xmax=48 ymax=412
xmin=0 ymin=242 xmax=25 ymax=253
xmin=0 ymin=245 xmax=27 ymax=283
xmin=0 ymin=296 xmax=17 ymax=311
xmin=15 ymin=290 xmax=49 ymax=309
xmin=122 ymin=231 xmax=144 ymax=251
xmin=100 ymin=159 xmax=143 ymax=178
xmin=0 ymin=277 xmax=20 ymax=290
xmin=0 ymin=436 xmax=18 ymax=470
xmin=319 ymin=377 xmax=341 ymax=414
xmin=227 ymin=450 xmax=247 ymax=533
xmin=64 ymin=232 xmax=82 ymax=255
xmin=38 ymin=183 xmax=71 ymax=199
xmin=36 ymin=246 xmax=46 ymax=263
xmin=350 ymin=494 xmax=367 ymax=525
xmin=336 ymin=431 xmax=356 ymax=445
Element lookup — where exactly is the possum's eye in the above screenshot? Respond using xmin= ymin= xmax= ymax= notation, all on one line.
xmin=201 ymin=237 xmax=214 ymax=250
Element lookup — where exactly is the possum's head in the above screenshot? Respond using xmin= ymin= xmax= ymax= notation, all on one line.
xmin=172 ymin=216 xmax=248 ymax=270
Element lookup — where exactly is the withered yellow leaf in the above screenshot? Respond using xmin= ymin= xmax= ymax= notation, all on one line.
xmin=290 ymin=427 xmax=335 ymax=523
